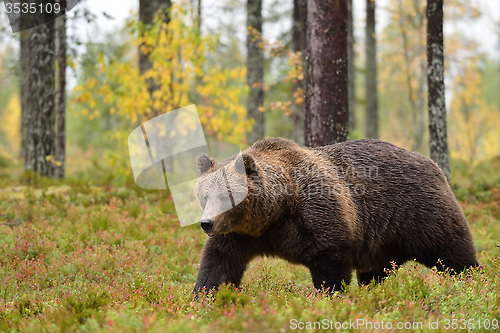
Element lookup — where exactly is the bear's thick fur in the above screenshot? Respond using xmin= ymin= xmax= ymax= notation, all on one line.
xmin=193 ymin=138 xmax=478 ymax=294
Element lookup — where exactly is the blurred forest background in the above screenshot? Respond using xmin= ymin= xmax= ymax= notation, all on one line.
xmin=0 ymin=0 xmax=499 ymax=187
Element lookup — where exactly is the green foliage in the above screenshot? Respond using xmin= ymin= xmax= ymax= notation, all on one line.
xmin=0 ymin=152 xmax=10 ymax=169
xmin=451 ymin=155 xmax=500 ymax=192
xmin=349 ymin=129 xmax=364 ymax=141
xmin=453 ymin=175 xmax=500 ymax=203
xmin=16 ymin=295 xmax=43 ymax=318
xmin=214 ymin=283 xmax=250 ymax=308
xmin=62 ymin=288 xmax=110 ymax=324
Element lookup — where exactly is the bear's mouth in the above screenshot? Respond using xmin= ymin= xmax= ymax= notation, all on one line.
xmin=204 ymin=229 xmax=231 ymax=237
xmin=205 ymin=221 xmax=233 ymax=236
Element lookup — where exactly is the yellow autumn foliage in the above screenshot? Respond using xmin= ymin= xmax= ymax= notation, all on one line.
xmin=72 ymin=0 xmax=250 ymax=146
xmin=449 ymin=61 xmax=500 ymax=165
xmin=0 ymin=94 xmax=21 ymax=156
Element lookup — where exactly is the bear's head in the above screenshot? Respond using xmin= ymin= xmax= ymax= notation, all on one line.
xmin=194 ymin=152 xmax=266 ymax=237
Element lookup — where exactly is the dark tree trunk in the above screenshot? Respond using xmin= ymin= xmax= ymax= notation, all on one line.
xmin=290 ymin=0 xmax=306 ymax=145
xmin=292 ymin=0 xmax=306 ymax=61
xmin=347 ymin=0 xmax=356 ymax=134
xmin=25 ymin=20 xmax=56 ymax=177
xmin=246 ymin=0 xmax=264 ymax=145
xmin=197 ymin=0 xmax=202 ymax=30
xmin=139 ymin=0 xmax=172 ymax=116
xmin=304 ymin=0 xmax=349 ymax=147
xmin=55 ymin=5 xmax=67 ymax=179
xmin=427 ymin=0 xmax=450 ymax=182
xmin=365 ymin=0 xmax=378 ymax=139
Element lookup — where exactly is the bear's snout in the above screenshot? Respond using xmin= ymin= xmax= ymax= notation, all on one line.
xmin=200 ymin=219 xmax=214 ymax=234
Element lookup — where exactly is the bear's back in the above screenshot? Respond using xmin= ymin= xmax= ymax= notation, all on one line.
xmin=251 ymin=137 xmax=301 ymax=152
xmin=314 ymin=139 xmax=447 ymax=187
xmin=313 ymin=139 xmax=461 ymax=264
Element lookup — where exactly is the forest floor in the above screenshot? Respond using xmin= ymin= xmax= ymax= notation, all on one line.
xmin=0 ymin=161 xmax=499 ymax=332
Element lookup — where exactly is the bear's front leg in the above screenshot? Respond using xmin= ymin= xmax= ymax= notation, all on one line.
xmin=307 ymin=252 xmax=353 ymax=293
xmin=193 ymin=233 xmax=259 ymax=298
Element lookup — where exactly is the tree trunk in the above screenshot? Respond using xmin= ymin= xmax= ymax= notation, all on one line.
xmin=305 ymin=0 xmax=349 ymax=147
xmin=55 ymin=5 xmax=67 ymax=179
xmin=197 ymin=0 xmax=202 ymax=30
xmin=290 ymin=0 xmax=306 ymax=145
xmin=365 ymin=0 xmax=378 ymax=139
xmin=246 ymin=0 xmax=264 ymax=145
xmin=190 ymin=0 xmax=202 ymax=29
xmin=139 ymin=0 xmax=172 ymax=117
xmin=347 ymin=0 xmax=356 ymax=134
xmin=427 ymin=0 xmax=450 ymax=182
xmin=25 ymin=20 xmax=56 ymax=177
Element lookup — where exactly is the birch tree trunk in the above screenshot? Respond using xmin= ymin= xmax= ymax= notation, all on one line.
xmin=427 ymin=0 xmax=450 ymax=182
xmin=365 ymin=0 xmax=378 ymax=139
xmin=305 ymin=0 xmax=349 ymax=147
xmin=347 ymin=0 xmax=356 ymax=134
xmin=246 ymin=0 xmax=265 ymax=145
xmin=290 ymin=0 xmax=306 ymax=145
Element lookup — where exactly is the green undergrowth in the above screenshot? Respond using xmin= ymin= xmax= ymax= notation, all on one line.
xmin=0 ymin=174 xmax=499 ymax=332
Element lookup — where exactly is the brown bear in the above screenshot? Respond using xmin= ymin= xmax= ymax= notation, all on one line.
xmin=192 ymin=138 xmax=478 ymax=295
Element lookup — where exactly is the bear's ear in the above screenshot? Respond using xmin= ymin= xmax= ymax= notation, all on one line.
xmin=196 ymin=153 xmax=214 ymax=174
xmin=235 ymin=153 xmax=259 ymax=177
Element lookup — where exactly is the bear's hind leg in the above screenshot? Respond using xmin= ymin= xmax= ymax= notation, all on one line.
xmin=411 ymin=206 xmax=479 ymax=274
xmin=414 ymin=234 xmax=479 ymax=274
xmin=419 ymin=251 xmax=479 ymax=275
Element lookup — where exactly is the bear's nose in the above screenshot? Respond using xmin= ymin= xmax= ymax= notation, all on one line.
xmin=200 ymin=219 xmax=214 ymax=233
